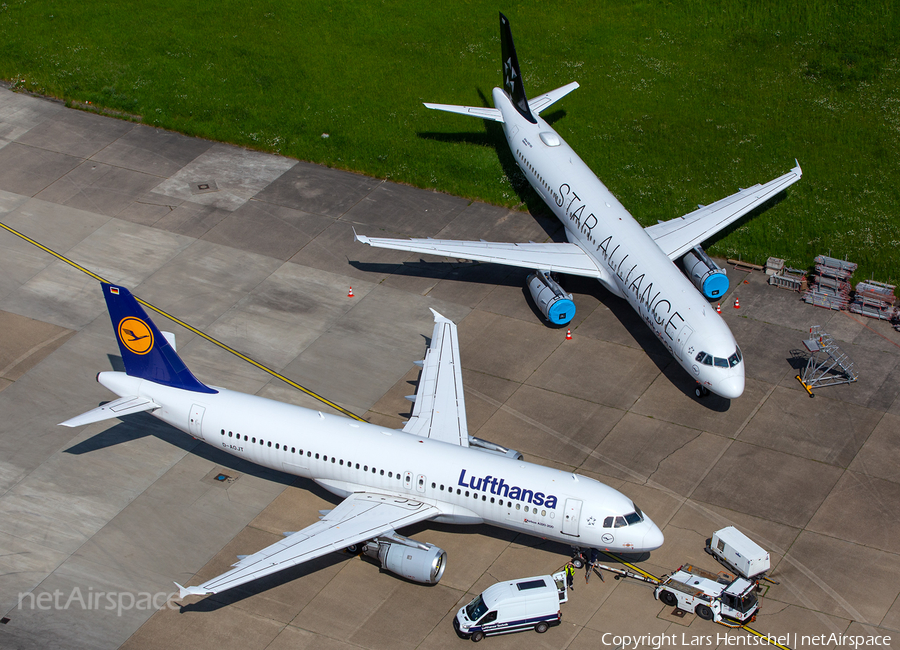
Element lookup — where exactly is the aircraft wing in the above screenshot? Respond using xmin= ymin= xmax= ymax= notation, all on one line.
xmin=59 ymin=395 xmax=161 ymax=427
xmin=645 ymin=162 xmax=802 ymax=260
xmin=354 ymin=233 xmax=606 ymax=279
xmin=423 ymin=102 xmax=504 ymax=122
xmin=528 ymin=81 xmax=580 ymax=115
xmin=402 ymin=310 xmax=469 ymax=446
xmin=176 ymin=492 xmax=439 ymax=598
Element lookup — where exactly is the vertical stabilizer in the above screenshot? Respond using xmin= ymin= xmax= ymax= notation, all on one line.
xmin=102 ymin=283 xmax=216 ymax=393
xmin=499 ymin=12 xmax=536 ymax=124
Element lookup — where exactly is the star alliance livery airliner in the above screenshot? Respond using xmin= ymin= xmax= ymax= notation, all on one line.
xmin=62 ymin=284 xmax=663 ymax=599
xmin=356 ymin=13 xmax=802 ymax=400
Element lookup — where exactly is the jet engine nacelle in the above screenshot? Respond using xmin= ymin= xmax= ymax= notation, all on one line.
xmin=468 ymin=435 xmax=523 ymax=460
xmin=362 ymin=533 xmax=447 ymax=584
xmin=682 ymin=246 xmax=729 ymax=300
xmin=527 ymin=270 xmax=575 ymax=324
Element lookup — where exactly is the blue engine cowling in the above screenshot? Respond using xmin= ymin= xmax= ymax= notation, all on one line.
xmin=527 ymin=271 xmax=575 ymax=325
xmin=682 ymin=247 xmax=729 ymax=300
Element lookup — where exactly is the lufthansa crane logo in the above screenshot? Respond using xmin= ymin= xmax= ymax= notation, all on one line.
xmin=117 ymin=317 xmax=154 ymax=355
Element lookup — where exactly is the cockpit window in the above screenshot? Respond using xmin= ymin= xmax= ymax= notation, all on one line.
xmin=603 ymin=516 xmax=613 ymax=528
xmin=729 ymin=346 xmax=743 ymax=367
xmin=714 ymin=357 xmax=728 ymax=368
xmin=696 ymin=351 xmax=712 ymax=366
xmin=614 ymin=516 xmax=627 ymax=528
xmin=633 ymin=504 xmax=644 ymax=520
xmin=624 ymin=511 xmax=642 ymax=525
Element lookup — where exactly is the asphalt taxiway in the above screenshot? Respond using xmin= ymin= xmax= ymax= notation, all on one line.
xmin=1 ymin=86 xmax=899 ymax=650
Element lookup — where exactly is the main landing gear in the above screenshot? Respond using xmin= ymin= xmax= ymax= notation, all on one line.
xmin=694 ymin=383 xmax=710 ymax=398
xmin=570 ymin=547 xmax=586 ymax=569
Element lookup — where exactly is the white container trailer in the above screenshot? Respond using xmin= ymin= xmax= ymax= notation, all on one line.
xmin=707 ymin=526 xmax=770 ymax=580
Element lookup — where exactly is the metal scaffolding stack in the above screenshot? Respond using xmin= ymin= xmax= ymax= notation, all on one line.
xmin=803 ymin=255 xmax=856 ymax=310
xmin=796 ymin=326 xmax=859 ymax=396
xmin=768 ymin=266 xmax=807 ymax=292
xmin=850 ymin=280 xmax=898 ymax=321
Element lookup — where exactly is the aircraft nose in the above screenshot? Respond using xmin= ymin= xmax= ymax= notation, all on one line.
xmin=715 ymin=374 xmax=745 ymax=399
xmin=641 ymin=521 xmax=664 ymax=551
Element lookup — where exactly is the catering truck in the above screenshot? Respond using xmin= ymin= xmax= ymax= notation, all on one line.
xmin=454 ymin=572 xmax=567 ymax=642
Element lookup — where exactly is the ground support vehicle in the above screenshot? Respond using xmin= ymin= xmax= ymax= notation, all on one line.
xmin=453 ymin=572 xmax=567 ymax=642
xmin=654 ymin=564 xmax=759 ymax=623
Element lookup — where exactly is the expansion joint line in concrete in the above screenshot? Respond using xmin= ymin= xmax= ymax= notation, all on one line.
xmin=0 ymin=219 xmax=366 ymax=422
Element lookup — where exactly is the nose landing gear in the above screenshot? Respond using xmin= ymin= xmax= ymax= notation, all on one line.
xmin=694 ymin=383 xmax=710 ymax=398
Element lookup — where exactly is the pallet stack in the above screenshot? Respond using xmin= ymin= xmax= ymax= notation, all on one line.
xmin=803 ymin=255 xmax=856 ymax=310
xmin=850 ymin=280 xmax=898 ymax=321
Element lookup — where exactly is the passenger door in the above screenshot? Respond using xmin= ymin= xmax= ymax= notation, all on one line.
xmin=675 ymin=324 xmax=694 ymax=360
xmin=189 ymin=404 xmax=205 ymax=440
xmin=561 ymin=498 xmax=582 ymax=537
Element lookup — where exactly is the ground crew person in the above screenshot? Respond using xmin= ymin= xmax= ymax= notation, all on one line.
xmin=565 ymin=562 xmax=575 ymax=591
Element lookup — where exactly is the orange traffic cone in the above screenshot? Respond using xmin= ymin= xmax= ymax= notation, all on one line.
xmin=565 ymin=329 xmax=572 ymax=340
xmin=733 ymin=297 xmax=740 ymax=309
xmin=716 ymin=303 xmax=721 ymax=314
xmin=348 ymin=286 xmax=354 ymax=298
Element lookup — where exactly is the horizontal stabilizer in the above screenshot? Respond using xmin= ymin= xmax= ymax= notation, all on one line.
xmin=423 ymin=103 xmax=503 ymax=123
xmin=528 ymin=82 xmax=580 ymax=115
xmin=59 ymin=395 xmax=160 ymax=427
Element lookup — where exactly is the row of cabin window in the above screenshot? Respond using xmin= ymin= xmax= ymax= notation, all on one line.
xmin=430 ymin=480 xmax=552 ymax=518
xmin=517 ymin=150 xmax=554 ymax=198
xmin=219 ymin=429 xmax=403 ymax=478
xmin=219 ymin=428 xmax=552 ymax=518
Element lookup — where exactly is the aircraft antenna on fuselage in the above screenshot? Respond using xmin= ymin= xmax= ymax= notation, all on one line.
xmin=499 ymin=12 xmax=536 ymax=124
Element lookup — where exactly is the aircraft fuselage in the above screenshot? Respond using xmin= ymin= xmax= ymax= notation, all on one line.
xmin=99 ymin=370 xmax=663 ymax=554
xmin=492 ymin=87 xmax=745 ymax=399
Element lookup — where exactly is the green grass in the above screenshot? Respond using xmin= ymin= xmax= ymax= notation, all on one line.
xmin=1 ymin=0 xmax=898 ymax=282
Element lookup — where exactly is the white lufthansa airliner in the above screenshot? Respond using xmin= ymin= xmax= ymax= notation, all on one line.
xmin=62 ymin=284 xmax=663 ymax=599
xmin=356 ymin=13 xmax=802 ymax=400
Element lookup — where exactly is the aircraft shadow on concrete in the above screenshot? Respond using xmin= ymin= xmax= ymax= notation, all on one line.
xmin=348 ymin=258 xmax=528 ymax=287
xmin=416 ymin=88 xmax=568 ymax=228
xmin=576 ymin=279 xmax=739 ymax=410
xmin=63 ymin=411 xmax=298 ymax=487
xmin=178 ymin=551 xmax=350 ymax=613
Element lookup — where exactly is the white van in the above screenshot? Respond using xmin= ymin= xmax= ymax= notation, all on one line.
xmin=453 ymin=572 xmax=567 ymax=642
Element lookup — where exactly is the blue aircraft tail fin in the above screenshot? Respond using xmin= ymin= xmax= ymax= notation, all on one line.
xmin=499 ymin=12 xmax=536 ymax=124
xmin=102 ymin=283 xmax=216 ymax=394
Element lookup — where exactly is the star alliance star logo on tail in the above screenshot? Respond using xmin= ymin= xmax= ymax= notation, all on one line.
xmin=504 ymin=57 xmax=517 ymax=95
